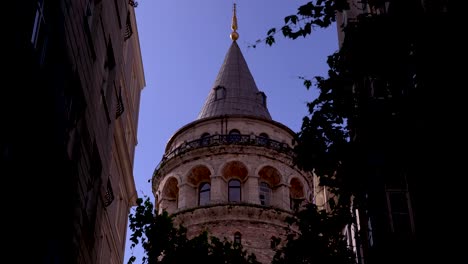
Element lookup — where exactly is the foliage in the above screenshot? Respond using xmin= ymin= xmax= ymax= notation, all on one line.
xmin=127 ymin=197 xmax=260 ymax=264
xmin=250 ymin=0 xmax=349 ymax=48
xmin=272 ymin=204 xmax=355 ymax=264
xmin=266 ymin=0 xmax=456 ymax=262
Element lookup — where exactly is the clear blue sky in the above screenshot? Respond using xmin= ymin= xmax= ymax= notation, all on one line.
xmin=125 ymin=0 xmax=338 ymax=262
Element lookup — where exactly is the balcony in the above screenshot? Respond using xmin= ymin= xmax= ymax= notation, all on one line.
xmin=155 ymin=134 xmax=294 ymax=172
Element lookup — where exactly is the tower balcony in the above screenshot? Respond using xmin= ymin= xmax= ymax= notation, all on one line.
xmin=154 ymin=134 xmax=295 ymax=176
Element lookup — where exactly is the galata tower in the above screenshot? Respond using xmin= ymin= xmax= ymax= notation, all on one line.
xmin=152 ymin=4 xmax=315 ymax=263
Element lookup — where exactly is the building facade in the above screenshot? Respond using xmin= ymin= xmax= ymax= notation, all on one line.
xmin=334 ymin=1 xmax=458 ymax=264
xmin=151 ymin=7 xmax=317 ymax=264
xmin=5 ymin=1 xmax=145 ymax=263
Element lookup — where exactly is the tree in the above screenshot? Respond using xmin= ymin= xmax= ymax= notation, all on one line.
xmin=263 ymin=1 xmax=460 ymax=263
xmin=127 ymin=197 xmax=260 ymax=264
xmin=272 ymin=204 xmax=355 ymax=264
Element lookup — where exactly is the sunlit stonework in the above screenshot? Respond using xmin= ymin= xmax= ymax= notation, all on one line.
xmin=151 ymin=5 xmax=321 ymax=263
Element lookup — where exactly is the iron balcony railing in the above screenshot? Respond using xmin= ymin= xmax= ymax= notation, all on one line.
xmin=155 ymin=134 xmax=294 ymax=173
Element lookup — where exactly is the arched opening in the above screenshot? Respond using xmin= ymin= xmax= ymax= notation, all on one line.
xmin=200 ymin=132 xmax=210 ymax=146
xmin=222 ymin=161 xmax=247 ymax=203
xmin=258 ymin=166 xmax=281 ymax=207
xmin=222 ymin=161 xmax=248 ymax=181
xmin=228 ymin=129 xmax=241 ymax=143
xmin=187 ymin=165 xmax=211 ymax=208
xmin=270 ymin=236 xmax=280 ymax=249
xmin=161 ymin=177 xmax=179 ymax=213
xmin=234 ymin=232 xmax=242 ymax=244
xmin=289 ymin=177 xmax=305 ymax=212
xmin=187 ymin=165 xmax=211 ymax=186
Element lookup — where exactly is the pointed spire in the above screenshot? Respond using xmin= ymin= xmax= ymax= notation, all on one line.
xmin=198 ymin=4 xmax=271 ymax=120
xmin=230 ymin=3 xmax=239 ymax=41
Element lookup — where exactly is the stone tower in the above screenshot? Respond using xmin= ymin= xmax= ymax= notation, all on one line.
xmin=152 ymin=5 xmax=314 ymax=263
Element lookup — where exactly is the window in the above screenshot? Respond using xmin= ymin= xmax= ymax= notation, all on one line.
xmin=199 ymin=182 xmax=211 ymax=206
xmin=257 ymin=92 xmax=267 ymax=107
xmin=200 ymin=133 xmax=210 ymax=146
xmin=103 ymin=178 xmax=114 ymax=207
xmin=234 ymin=232 xmax=241 ymax=244
xmin=214 ymin=86 xmax=226 ymax=100
xmin=228 ymin=179 xmax=241 ymax=202
xmin=31 ymin=0 xmax=48 ymax=64
xmin=370 ymin=78 xmax=389 ymax=99
xmin=84 ymin=0 xmax=99 ymax=61
xmin=290 ymin=198 xmax=302 ymax=211
xmin=228 ymin=129 xmax=241 ymax=143
xmin=115 ymin=84 xmax=125 ymax=119
xmin=270 ymin=236 xmax=280 ymax=249
xmin=387 ymin=191 xmax=414 ymax=236
xmin=124 ymin=11 xmax=133 ymax=40
xmin=259 ymin=182 xmax=271 ymax=206
xmin=258 ymin=133 xmax=269 ymax=146
xmin=101 ymin=41 xmax=116 ymax=124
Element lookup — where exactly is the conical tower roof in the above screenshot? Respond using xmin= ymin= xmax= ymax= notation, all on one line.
xmin=198 ymin=4 xmax=271 ymax=121
xmin=197 ymin=41 xmax=272 ymax=120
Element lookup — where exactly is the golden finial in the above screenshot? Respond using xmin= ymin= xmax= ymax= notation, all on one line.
xmin=230 ymin=3 xmax=239 ymax=41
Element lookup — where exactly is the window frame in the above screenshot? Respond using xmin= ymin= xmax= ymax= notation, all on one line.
xmin=259 ymin=182 xmax=271 ymax=206
xmin=228 ymin=179 xmax=241 ymax=202
xmin=214 ymin=85 xmax=226 ymax=100
xmin=198 ymin=182 xmax=211 ymax=206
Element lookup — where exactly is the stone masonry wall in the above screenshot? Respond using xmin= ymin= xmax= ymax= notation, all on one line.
xmin=174 ymin=204 xmax=295 ymax=264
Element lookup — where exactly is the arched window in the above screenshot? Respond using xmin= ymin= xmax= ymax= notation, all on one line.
xmin=198 ymin=182 xmax=211 ymax=206
xmin=270 ymin=236 xmax=280 ymax=249
xmin=234 ymin=232 xmax=242 ymax=244
xmin=200 ymin=132 xmax=210 ymax=146
xmin=289 ymin=178 xmax=305 ymax=212
xmin=228 ymin=179 xmax=241 ymax=202
xmin=228 ymin=129 xmax=241 ymax=143
xmin=259 ymin=182 xmax=271 ymax=206
xmin=162 ymin=177 xmax=179 ymax=212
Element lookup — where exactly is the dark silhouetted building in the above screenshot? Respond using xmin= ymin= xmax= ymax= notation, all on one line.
xmin=4 ymin=1 xmax=145 ymax=263
xmin=336 ymin=1 xmax=462 ymax=264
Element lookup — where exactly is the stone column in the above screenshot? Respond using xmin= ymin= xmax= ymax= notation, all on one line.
xmin=275 ymin=184 xmax=290 ymax=210
xmin=244 ymin=175 xmax=260 ymax=204
xmin=210 ymin=175 xmax=226 ymax=204
xmin=177 ymin=183 xmax=194 ymax=209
